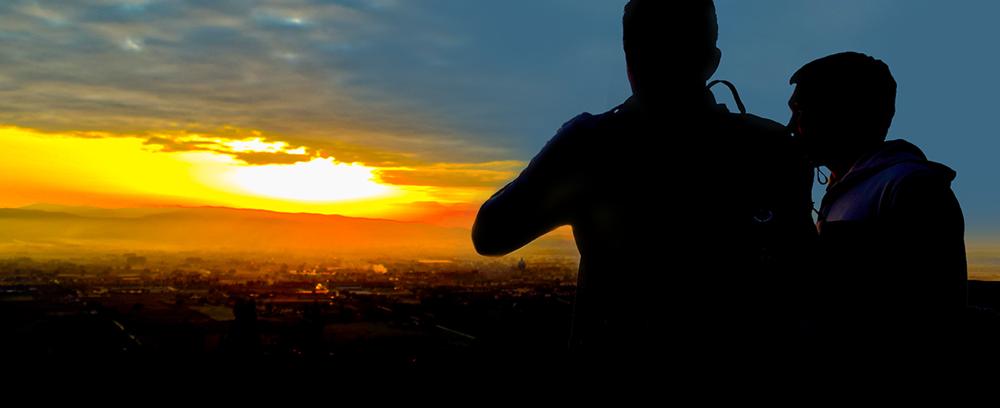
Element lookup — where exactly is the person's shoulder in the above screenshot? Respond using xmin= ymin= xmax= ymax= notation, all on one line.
xmin=880 ymin=141 xmax=958 ymax=188
xmin=888 ymin=160 xmax=958 ymax=193
xmin=881 ymin=161 xmax=961 ymax=215
xmin=725 ymin=112 xmax=795 ymax=148
xmin=526 ymin=112 xmax=601 ymax=165
xmin=556 ymin=99 xmax=636 ymax=135
xmin=544 ymin=105 xmax=621 ymax=151
xmin=550 ymin=113 xmax=597 ymax=144
xmin=558 ymin=112 xmax=599 ymax=132
xmin=718 ymin=112 xmax=807 ymax=167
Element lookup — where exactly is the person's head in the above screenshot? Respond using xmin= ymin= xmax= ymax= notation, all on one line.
xmin=623 ymin=0 xmax=721 ymax=103
xmin=788 ymin=52 xmax=897 ymax=167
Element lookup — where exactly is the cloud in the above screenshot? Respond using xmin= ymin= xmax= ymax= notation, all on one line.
xmin=0 ymin=0 xmax=631 ymax=166
xmin=135 ymin=127 xmax=521 ymax=188
xmin=141 ymin=130 xmax=315 ymax=165
xmin=231 ymin=151 xmax=311 ymax=166
xmin=375 ymin=161 xmax=523 ymax=188
xmin=120 ymin=36 xmax=143 ymax=51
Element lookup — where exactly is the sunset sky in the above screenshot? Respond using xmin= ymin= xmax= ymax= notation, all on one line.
xmin=1 ymin=0 xmax=998 ymax=237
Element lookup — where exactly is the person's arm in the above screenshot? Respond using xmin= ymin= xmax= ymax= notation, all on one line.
xmin=765 ymin=133 xmax=820 ymax=329
xmin=471 ymin=115 xmax=591 ymax=256
xmin=883 ymin=169 xmax=968 ymax=315
xmin=778 ymin=145 xmax=821 ymax=258
xmin=750 ymin=120 xmax=818 ymax=276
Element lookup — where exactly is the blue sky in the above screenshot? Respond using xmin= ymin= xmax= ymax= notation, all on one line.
xmin=1 ymin=0 xmax=997 ymax=236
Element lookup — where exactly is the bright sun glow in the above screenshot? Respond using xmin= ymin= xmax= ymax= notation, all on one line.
xmin=228 ymin=157 xmax=393 ymax=202
xmin=0 ymin=126 xmax=491 ymax=222
xmin=223 ymin=137 xmax=299 ymax=154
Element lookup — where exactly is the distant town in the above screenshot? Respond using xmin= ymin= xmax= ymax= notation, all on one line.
xmin=5 ymin=247 xmax=1000 ymax=372
xmin=0 ymin=251 xmax=580 ymax=370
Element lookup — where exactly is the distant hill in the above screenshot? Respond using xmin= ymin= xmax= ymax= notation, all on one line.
xmin=17 ymin=203 xmax=178 ymax=219
xmin=0 ymin=204 xmax=577 ymax=258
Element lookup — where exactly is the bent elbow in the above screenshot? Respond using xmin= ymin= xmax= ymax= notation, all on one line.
xmin=473 ymin=241 xmax=506 ymax=257
xmin=472 ymin=203 xmax=519 ymax=257
xmin=471 ymin=219 xmax=511 ymax=257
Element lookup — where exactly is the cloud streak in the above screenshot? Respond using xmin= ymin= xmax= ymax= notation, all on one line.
xmin=1 ymin=0 xmax=592 ymax=165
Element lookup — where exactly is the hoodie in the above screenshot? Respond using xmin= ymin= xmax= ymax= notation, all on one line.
xmin=814 ymin=139 xmax=967 ymax=341
xmin=819 ymin=139 xmax=957 ymax=227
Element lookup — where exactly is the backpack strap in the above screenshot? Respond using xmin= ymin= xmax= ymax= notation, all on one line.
xmin=708 ymin=79 xmax=747 ymax=115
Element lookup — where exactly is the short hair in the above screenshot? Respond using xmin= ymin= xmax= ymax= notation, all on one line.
xmin=623 ymin=0 xmax=719 ymax=69
xmin=790 ymin=52 xmax=897 ymax=137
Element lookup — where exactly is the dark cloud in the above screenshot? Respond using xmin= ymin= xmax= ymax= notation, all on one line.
xmin=232 ymin=151 xmax=313 ymax=165
xmin=142 ymin=133 xmax=313 ymax=165
xmin=0 ymin=0 xmax=629 ymax=165
xmin=142 ymin=136 xmax=212 ymax=153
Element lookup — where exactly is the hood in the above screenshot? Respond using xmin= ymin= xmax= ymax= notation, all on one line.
xmin=829 ymin=139 xmax=956 ymax=192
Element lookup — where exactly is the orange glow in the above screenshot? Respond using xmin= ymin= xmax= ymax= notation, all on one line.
xmin=0 ymin=125 xmax=501 ymax=223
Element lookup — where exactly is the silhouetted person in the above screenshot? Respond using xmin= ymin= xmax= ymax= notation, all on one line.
xmin=787 ymin=52 xmax=967 ymax=353
xmin=473 ymin=0 xmax=816 ymax=369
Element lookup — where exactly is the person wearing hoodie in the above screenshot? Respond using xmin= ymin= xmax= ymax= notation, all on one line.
xmin=788 ymin=52 xmax=967 ymax=352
